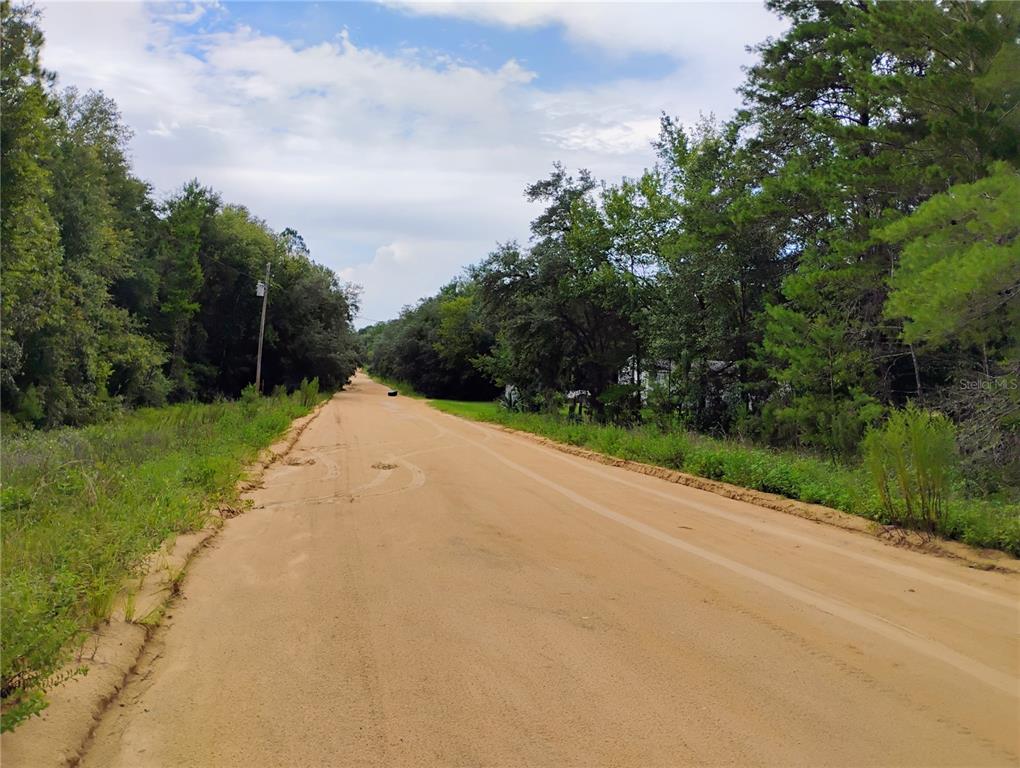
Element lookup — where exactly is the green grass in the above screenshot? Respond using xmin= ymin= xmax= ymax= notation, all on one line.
xmin=429 ymin=399 xmax=1020 ymax=557
xmin=1 ymin=392 xmax=322 ymax=731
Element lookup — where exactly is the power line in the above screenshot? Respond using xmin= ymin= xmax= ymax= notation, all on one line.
xmin=200 ymin=251 xmax=283 ymax=290
xmin=354 ymin=314 xmax=389 ymax=325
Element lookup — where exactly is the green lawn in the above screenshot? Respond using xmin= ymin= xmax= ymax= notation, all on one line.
xmin=1 ymin=392 xmax=322 ymax=731
xmin=429 ymin=399 xmax=1020 ymax=558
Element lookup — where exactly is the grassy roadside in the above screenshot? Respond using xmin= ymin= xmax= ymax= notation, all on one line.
xmin=429 ymin=399 xmax=1020 ymax=557
xmin=1 ymin=392 xmax=324 ymax=731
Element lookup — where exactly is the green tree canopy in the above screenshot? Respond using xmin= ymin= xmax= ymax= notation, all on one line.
xmin=881 ymin=162 xmax=1020 ymax=350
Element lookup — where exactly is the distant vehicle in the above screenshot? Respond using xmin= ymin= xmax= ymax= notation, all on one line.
xmin=387 ymin=390 xmax=398 ymax=397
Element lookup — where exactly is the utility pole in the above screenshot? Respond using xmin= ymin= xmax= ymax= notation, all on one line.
xmin=255 ymin=262 xmax=270 ymax=393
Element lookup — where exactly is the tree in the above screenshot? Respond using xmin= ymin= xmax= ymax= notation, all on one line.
xmin=880 ymin=162 xmax=1020 ymax=349
xmin=154 ymin=182 xmax=216 ymax=400
xmin=364 ymin=281 xmax=498 ymax=400
xmin=643 ymin=117 xmax=787 ymax=431
xmin=48 ymin=88 xmax=168 ymax=415
xmin=0 ymin=1 xmax=63 ymax=419
xmin=186 ymin=204 xmax=278 ymax=396
xmin=474 ymin=166 xmax=636 ymax=418
xmin=747 ymin=0 xmax=1019 ymax=455
xmin=0 ymin=5 xmax=361 ymax=426
xmin=879 ymin=162 xmax=1020 ymax=486
xmin=183 ymin=209 xmax=360 ymax=398
xmin=266 ymin=240 xmax=360 ymax=393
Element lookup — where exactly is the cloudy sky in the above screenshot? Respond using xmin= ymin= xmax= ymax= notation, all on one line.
xmin=38 ymin=1 xmax=786 ymax=325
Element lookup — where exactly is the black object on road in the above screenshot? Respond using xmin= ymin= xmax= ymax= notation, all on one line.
xmin=387 ymin=390 xmax=399 ymax=397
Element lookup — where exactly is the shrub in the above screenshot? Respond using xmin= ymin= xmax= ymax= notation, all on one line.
xmin=240 ymin=383 xmax=260 ymax=404
xmin=761 ymin=463 xmax=800 ymax=497
xmin=645 ymin=379 xmax=688 ymax=433
xmin=687 ymin=448 xmax=726 ymax=480
xmin=598 ymin=384 xmax=642 ymax=427
xmin=863 ymin=404 xmax=958 ymax=533
xmin=15 ymin=385 xmax=45 ymax=427
xmin=298 ymin=376 xmax=320 ymax=406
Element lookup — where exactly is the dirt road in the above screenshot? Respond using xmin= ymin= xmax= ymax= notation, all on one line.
xmin=81 ymin=373 xmax=1019 ymax=767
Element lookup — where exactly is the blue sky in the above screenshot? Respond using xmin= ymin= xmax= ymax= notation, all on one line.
xmin=39 ymin=1 xmax=785 ymax=325
xmin=214 ymin=2 xmax=679 ymax=88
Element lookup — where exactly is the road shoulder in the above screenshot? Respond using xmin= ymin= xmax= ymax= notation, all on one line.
xmin=0 ymin=399 xmax=330 ymax=768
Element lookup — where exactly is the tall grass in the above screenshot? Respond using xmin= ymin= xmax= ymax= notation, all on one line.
xmin=298 ymin=376 xmax=321 ymax=406
xmin=863 ymin=404 xmax=958 ymax=533
xmin=1 ymin=392 xmax=321 ymax=731
xmin=429 ymin=400 xmax=1020 ymax=557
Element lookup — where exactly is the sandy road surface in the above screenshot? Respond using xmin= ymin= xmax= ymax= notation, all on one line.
xmin=81 ymin=373 xmax=1019 ymax=767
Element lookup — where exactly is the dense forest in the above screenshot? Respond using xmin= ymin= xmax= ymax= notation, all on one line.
xmin=365 ymin=0 xmax=1020 ymax=492
xmin=1 ymin=2 xmax=360 ymax=429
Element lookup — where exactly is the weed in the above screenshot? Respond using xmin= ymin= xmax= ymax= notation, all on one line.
xmin=166 ymin=566 xmax=186 ymax=597
xmin=136 ymin=605 xmax=165 ymax=628
xmin=123 ymin=590 xmax=137 ymax=623
xmin=863 ymin=404 xmax=959 ymax=533
xmin=298 ymin=376 xmax=321 ymax=407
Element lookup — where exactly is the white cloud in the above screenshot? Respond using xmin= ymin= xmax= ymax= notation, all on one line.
xmin=37 ymin=1 xmax=784 ymax=324
xmin=544 ymin=117 xmax=663 ymax=155
xmin=383 ymin=1 xmax=785 ymax=62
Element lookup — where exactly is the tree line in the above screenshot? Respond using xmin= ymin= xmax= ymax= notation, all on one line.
xmin=1 ymin=2 xmax=360 ymax=429
xmin=364 ymin=0 xmax=1019 ymax=492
